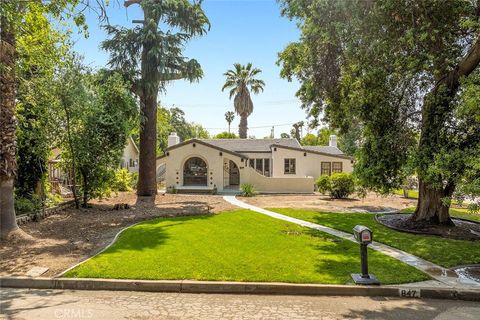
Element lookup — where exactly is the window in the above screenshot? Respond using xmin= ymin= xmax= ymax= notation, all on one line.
xmin=321 ymin=162 xmax=331 ymax=175
xmin=255 ymin=159 xmax=263 ymax=174
xmin=332 ymin=162 xmax=343 ymax=173
xmin=129 ymin=158 xmax=134 ymax=167
xmin=284 ymin=158 xmax=296 ymax=174
xmin=264 ymin=158 xmax=270 ymax=177
xmin=249 ymin=159 xmax=255 ymax=168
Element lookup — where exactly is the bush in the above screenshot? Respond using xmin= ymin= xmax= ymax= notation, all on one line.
xmin=14 ymin=196 xmax=41 ymax=214
xmin=316 ymin=173 xmax=356 ymax=199
xmin=315 ymin=175 xmax=331 ymax=194
xmin=330 ymin=173 xmax=355 ymax=199
xmin=240 ymin=183 xmax=256 ymax=197
xmin=45 ymin=192 xmax=64 ymax=208
xmin=113 ymin=169 xmax=133 ymax=192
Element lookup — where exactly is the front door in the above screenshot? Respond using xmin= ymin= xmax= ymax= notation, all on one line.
xmin=229 ymin=160 xmax=240 ymax=185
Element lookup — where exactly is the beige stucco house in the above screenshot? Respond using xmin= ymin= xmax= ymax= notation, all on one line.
xmin=156 ymin=133 xmax=353 ymax=194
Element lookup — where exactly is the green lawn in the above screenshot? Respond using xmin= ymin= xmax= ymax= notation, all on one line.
xmin=401 ymin=207 xmax=480 ymax=223
xmin=64 ymin=210 xmax=428 ymax=284
xmin=393 ymin=189 xmax=419 ymax=199
xmin=270 ymin=208 xmax=480 ymax=268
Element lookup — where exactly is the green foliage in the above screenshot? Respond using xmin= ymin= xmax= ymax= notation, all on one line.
xmin=300 ymin=133 xmax=320 ymax=146
xmin=240 ymin=183 xmax=256 ymax=197
xmin=222 ymin=63 xmax=265 ymax=138
xmin=213 ymin=132 xmax=238 ymax=139
xmin=316 ymin=173 xmax=355 ymax=199
xmin=57 ymin=61 xmax=138 ymax=206
xmin=45 ymin=192 xmax=64 ymax=208
xmin=330 ymin=173 xmax=355 ymax=199
xmin=315 ymin=175 xmax=331 ymax=194
xmin=14 ymin=3 xmax=70 ymax=201
xmin=278 ymin=0 xmax=480 ymax=206
xmin=156 ymin=107 xmax=210 ymax=153
xmin=113 ymin=169 xmax=134 ymax=192
xmin=14 ymin=195 xmax=41 ymax=215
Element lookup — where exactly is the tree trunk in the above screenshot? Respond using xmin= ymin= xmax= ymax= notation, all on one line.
xmin=0 ymin=15 xmax=20 ymax=239
xmin=0 ymin=179 xmax=19 ymax=237
xmin=137 ymin=93 xmax=158 ymax=196
xmin=62 ymin=95 xmax=79 ymax=209
xmin=411 ymin=179 xmax=454 ymax=226
xmin=239 ymin=114 xmax=248 ymax=139
xmin=81 ymin=171 xmax=88 ymax=208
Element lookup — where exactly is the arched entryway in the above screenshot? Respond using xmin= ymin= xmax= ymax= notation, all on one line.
xmin=183 ymin=157 xmax=208 ymax=186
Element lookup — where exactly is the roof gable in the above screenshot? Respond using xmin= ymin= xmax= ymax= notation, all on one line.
xmin=199 ymin=138 xmax=301 ymax=152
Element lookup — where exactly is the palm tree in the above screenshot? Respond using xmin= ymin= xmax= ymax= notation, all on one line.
xmin=222 ymin=63 xmax=265 ymax=138
xmin=224 ymin=111 xmax=235 ymax=134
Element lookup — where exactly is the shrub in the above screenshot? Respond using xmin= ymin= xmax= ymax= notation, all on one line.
xmin=240 ymin=183 xmax=256 ymax=197
xmin=113 ymin=169 xmax=133 ymax=192
xmin=130 ymin=172 xmax=139 ymax=190
xmin=330 ymin=173 xmax=355 ymax=199
xmin=45 ymin=192 xmax=64 ymax=208
xmin=315 ymin=175 xmax=331 ymax=194
xmin=14 ymin=196 xmax=41 ymax=214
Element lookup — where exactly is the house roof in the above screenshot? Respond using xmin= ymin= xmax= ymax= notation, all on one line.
xmin=157 ymin=139 xmax=247 ymax=160
xmin=157 ymin=137 xmax=352 ymax=160
xmin=302 ymin=145 xmax=344 ymax=155
xmin=199 ymin=138 xmax=301 ymax=153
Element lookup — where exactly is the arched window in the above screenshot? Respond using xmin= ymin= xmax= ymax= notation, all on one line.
xmin=183 ymin=157 xmax=207 ymax=186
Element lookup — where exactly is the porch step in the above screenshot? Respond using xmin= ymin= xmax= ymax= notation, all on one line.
xmin=176 ymin=188 xmax=216 ymax=195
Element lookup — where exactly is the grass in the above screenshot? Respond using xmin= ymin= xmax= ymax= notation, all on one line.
xmin=393 ymin=189 xmax=419 ymax=199
xmin=269 ymin=208 xmax=480 ymax=268
xmin=64 ymin=210 xmax=428 ymax=284
xmin=401 ymin=207 xmax=480 ymax=223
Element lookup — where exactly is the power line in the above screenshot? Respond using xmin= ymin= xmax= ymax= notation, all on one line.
xmin=204 ymin=122 xmax=296 ymax=130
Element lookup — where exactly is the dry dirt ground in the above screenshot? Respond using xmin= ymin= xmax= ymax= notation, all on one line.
xmin=242 ymin=192 xmax=418 ymax=212
xmin=0 ymin=192 xmax=236 ymax=277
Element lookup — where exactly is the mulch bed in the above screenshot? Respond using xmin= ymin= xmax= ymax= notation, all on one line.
xmin=376 ymin=214 xmax=480 ymax=241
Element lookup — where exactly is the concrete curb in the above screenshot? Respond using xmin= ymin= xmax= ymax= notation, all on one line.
xmin=1 ymin=277 xmax=479 ymax=301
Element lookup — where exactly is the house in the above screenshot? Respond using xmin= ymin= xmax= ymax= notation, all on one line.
xmin=120 ymin=136 xmax=140 ymax=173
xmin=48 ymin=137 xmax=140 ymax=193
xmin=156 ymin=133 xmax=353 ymax=194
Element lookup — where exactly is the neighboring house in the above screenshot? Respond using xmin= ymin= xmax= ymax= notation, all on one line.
xmin=120 ymin=136 xmax=140 ymax=173
xmin=48 ymin=137 xmax=139 ymax=192
xmin=157 ymin=132 xmax=353 ymax=193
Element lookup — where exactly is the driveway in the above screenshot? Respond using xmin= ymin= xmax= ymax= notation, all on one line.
xmin=1 ymin=288 xmax=479 ymax=320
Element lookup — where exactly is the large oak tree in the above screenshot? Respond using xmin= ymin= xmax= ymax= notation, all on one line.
xmin=278 ymin=0 xmax=480 ymax=225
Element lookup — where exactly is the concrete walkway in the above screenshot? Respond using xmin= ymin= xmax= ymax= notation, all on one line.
xmin=223 ymin=196 xmax=479 ymax=289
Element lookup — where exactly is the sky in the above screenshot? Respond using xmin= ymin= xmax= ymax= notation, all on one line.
xmin=73 ymin=0 xmax=308 ymax=138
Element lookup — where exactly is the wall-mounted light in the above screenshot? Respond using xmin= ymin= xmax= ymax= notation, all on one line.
xmin=166 ymin=152 xmax=170 ymax=156
xmin=274 ymin=147 xmax=277 ymax=151
xmin=193 ymin=143 xmax=196 ymax=147
xmin=304 ymin=152 xmax=307 ymax=157
xmin=219 ymin=152 xmax=223 ymax=156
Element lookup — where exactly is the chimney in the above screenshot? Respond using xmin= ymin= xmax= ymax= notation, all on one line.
xmin=168 ymin=132 xmax=180 ymax=148
xmin=329 ymin=135 xmax=337 ymax=148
